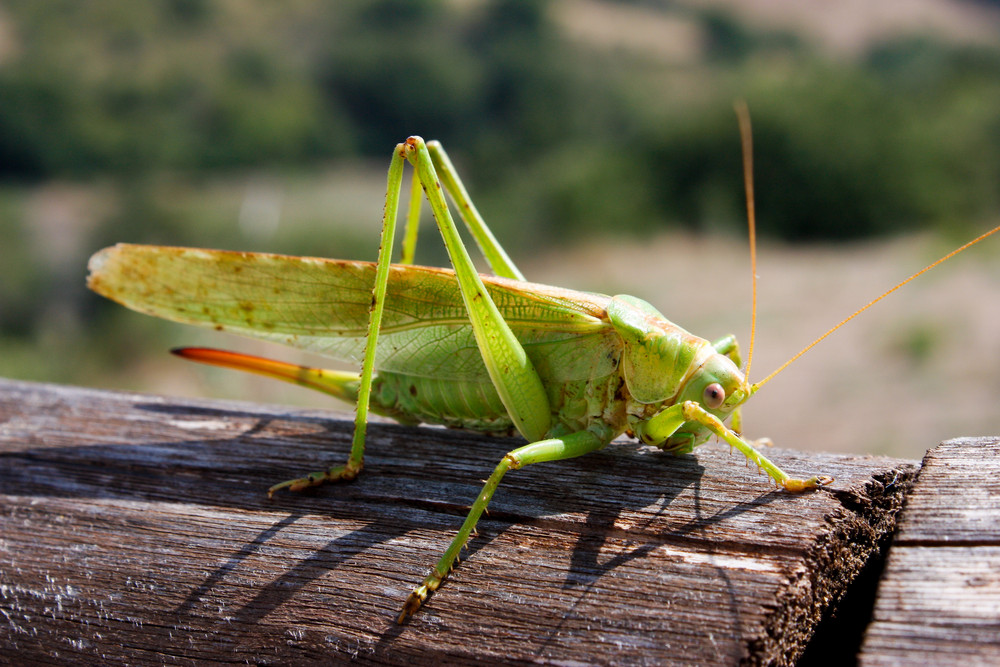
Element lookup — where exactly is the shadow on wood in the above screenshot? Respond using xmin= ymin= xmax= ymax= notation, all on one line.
xmin=0 ymin=379 xmax=916 ymax=665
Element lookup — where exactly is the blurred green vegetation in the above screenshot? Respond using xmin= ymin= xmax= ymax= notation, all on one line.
xmin=1 ymin=0 xmax=999 ymax=398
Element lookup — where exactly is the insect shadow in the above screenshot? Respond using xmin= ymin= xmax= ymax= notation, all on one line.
xmin=3 ymin=396 xmax=414 ymax=627
xmin=175 ymin=512 xmax=403 ymax=627
xmin=6 ymin=393 xmax=781 ymax=635
xmin=562 ymin=466 xmax=790 ymax=588
xmin=524 ymin=460 xmax=789 ymax=661
xmin=124 ymin=403 xmax=424 ymax=625
xmin=131 ymin=404 xmax=779 ymax=634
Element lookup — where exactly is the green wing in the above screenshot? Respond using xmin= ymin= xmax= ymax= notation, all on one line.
xmin=88 ymin=244 xmax=620 ymax=383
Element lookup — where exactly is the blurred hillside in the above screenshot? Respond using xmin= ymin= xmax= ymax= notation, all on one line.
xmin=3 ymin=1 xmax=999 ymax=234
xmin=1 ymin=0 xmax=999 ymax=456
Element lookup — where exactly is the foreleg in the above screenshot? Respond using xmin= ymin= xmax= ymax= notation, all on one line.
xmin=635 ymin=402 xmax=832 ymax=492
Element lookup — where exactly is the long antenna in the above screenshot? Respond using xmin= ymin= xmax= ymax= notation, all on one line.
xmin=735 ymin=100 xmax=758 ymax=380
xmin=753 ymin=222 xmax=1000 ymax=391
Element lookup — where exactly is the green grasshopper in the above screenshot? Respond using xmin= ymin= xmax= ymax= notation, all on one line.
xmin=87 ymin=119 xmax=1000 ymax=622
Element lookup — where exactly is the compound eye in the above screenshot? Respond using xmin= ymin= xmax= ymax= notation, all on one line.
xmin=703 ymin=383 xmax=725 ymax=409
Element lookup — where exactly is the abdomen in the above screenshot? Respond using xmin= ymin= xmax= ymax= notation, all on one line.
xmin=371 ymin=370 xmax=629 ymax=438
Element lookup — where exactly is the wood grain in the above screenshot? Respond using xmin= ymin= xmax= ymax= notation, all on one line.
xmin=859 ymin=437 xmax=1000 ymax=666
xmin=0 ymin=378 xmax=916 ymax=665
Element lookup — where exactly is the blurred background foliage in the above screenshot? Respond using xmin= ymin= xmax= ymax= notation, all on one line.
xmin=1 ymin=0 xmax=999 ymax=455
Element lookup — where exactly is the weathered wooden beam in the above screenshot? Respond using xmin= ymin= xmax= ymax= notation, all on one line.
xmin=858 ymin=437 xmax=1000 ymax=666
xmin=1 ymin=378 xmax=915 ymax=665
